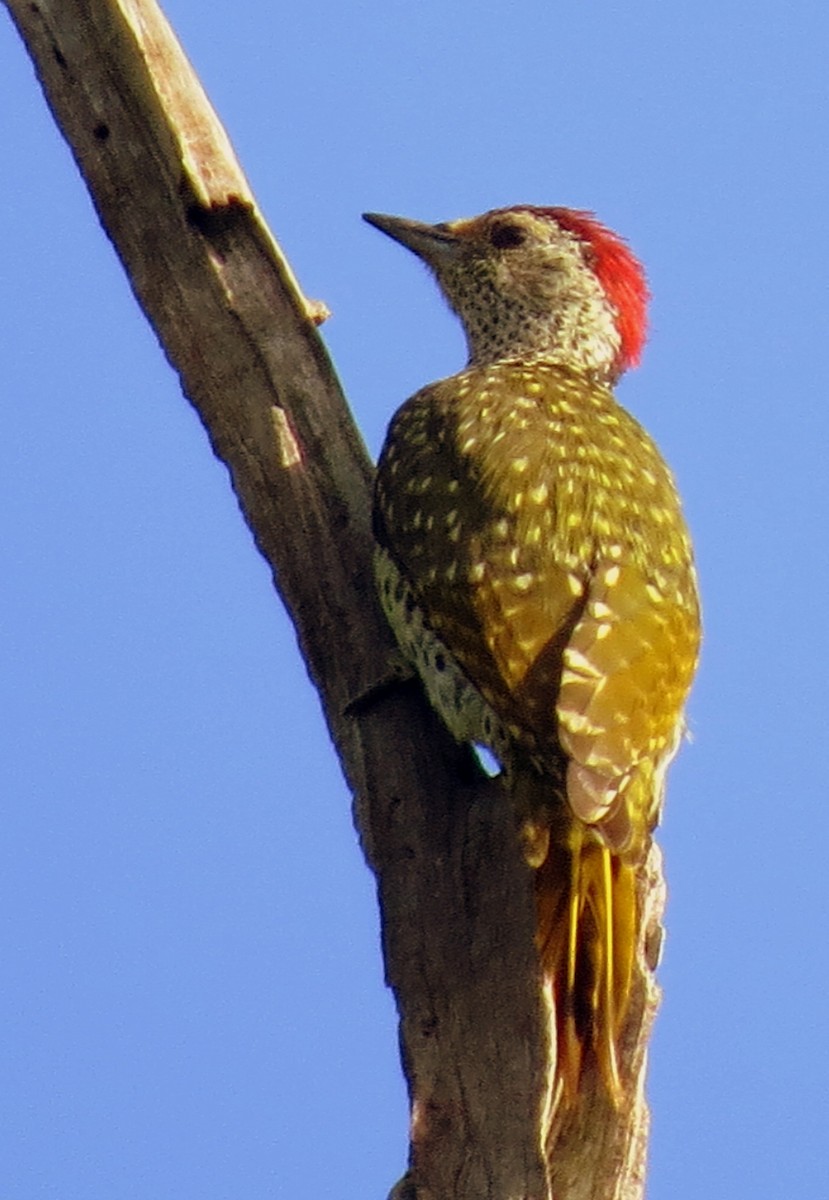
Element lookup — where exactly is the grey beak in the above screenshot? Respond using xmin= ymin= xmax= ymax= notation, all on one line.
xmin=362 ymin=212 xmax=460 ymax=264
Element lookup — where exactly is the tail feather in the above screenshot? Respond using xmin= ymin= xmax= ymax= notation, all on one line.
xmin=534 ymin=821 xmax=638 ymax=1110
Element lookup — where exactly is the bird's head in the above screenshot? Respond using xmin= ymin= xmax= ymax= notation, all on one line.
xmin=363 ymin=206 xmax=648 ymax=384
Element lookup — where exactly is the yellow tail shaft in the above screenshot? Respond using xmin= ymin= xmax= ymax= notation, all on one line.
xmin=534 ymin=824 xmax=638 ymax=1109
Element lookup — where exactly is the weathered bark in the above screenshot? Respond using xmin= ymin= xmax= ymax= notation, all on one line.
xmin=2 ymin=2 xmax=664 ymax=1196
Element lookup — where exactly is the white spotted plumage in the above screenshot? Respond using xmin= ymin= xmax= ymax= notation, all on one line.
xmin=366 ymin=204 xmax=700 ymax=1115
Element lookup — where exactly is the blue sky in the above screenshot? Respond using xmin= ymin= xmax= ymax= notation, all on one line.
xmin=2 ymin=1 xmax=828 ymax=1196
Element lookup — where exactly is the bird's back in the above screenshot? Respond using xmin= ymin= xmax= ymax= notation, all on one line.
xmin=375 ymin=358 xmax=698 ymax=820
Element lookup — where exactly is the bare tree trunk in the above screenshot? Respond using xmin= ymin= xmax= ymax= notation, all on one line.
xmin=2 ymin=2 xmax=664 ymax=1195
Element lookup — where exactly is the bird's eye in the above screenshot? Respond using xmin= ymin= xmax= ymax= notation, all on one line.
xmin=489 ymin=223 xmax=526 ymax=250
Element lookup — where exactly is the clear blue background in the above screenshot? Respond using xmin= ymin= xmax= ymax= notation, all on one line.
xmin=2 ymin=2 xmax=827 ymax=1196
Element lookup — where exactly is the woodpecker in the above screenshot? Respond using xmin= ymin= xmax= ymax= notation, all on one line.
xmin=365 ymin=205 xmax=700 ymax=1112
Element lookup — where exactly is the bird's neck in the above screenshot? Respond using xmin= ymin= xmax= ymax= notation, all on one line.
xmin=461 ymin=291 xmax=622 ymax=383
